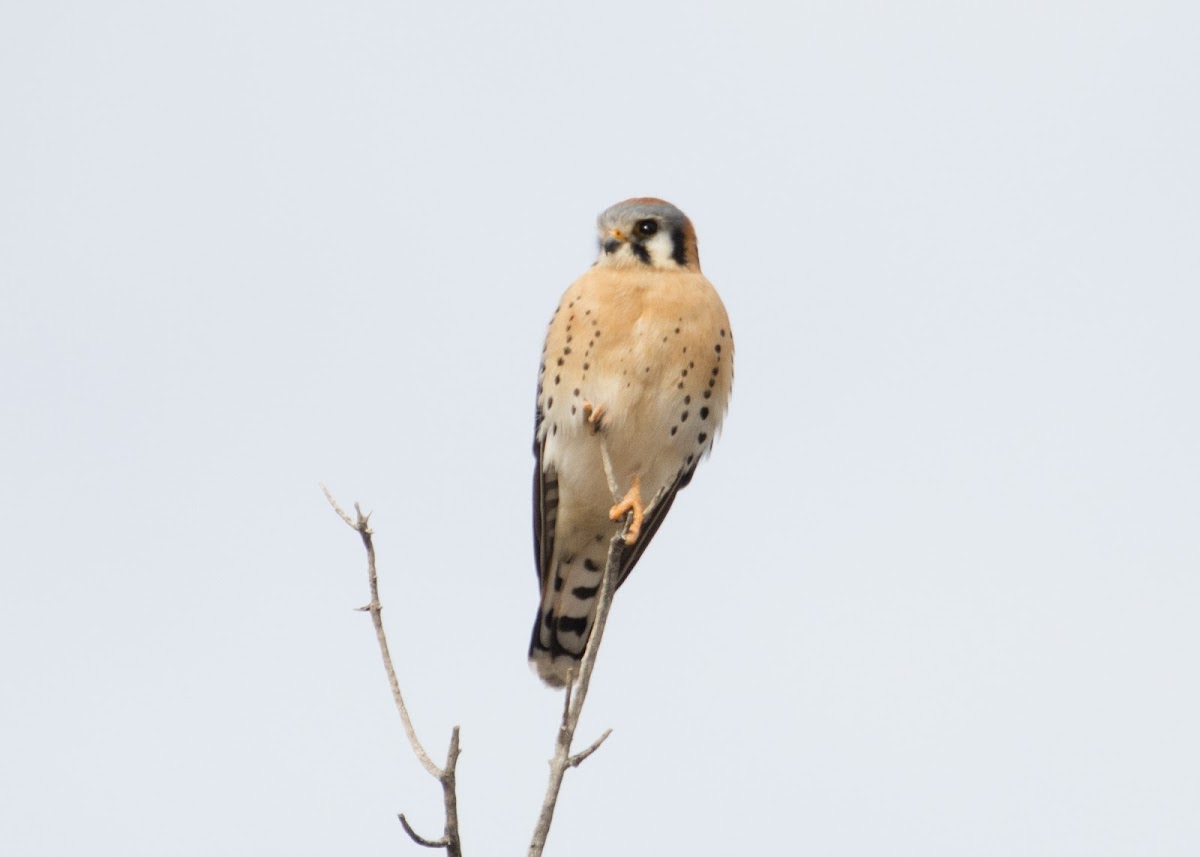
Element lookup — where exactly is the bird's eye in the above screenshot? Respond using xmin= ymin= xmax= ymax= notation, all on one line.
xmin=635 ymin=219 xmax=658 ymax=237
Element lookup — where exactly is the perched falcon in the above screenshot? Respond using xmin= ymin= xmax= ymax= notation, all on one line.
xmin=529 ymin=198 xmax=734 ymax=687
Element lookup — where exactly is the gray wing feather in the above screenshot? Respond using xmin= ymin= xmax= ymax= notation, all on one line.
xmin=532 ymin=407 xmax=558 ymax=591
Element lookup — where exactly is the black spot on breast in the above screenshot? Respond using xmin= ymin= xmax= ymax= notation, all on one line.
xmin=552 ymin=423 xmax=558 ymax=435
xmin=704 ymin=389 xmax=712 ymax=399
xmin=564 ymin=347 xmax=572 ymax=355
xmin=573 ymin=388 xmax=580 ymax=396
xmin=700 ymin=407 xmax=710 ymax=419
xmin=684 ymin=395 xmax=691 ymax=404
xmin=553 ymin=575 xmax=564 ymax=592
xmin=554 ymin=375 xmax=560 ymax=385
xmin=547 ymin=397 xmax=554 ymax=409
xmin=674 ymin=327 xmax=680 ymax=334
xmin=671 ymin=426 xmax=677 ymax=436
xmin=583 ymin=362 xmax=590 ymax=370
xmin=715 ymin=344 xmax=721 ymax=353
xmin=681 ymin=411 xmax=689 ymax=422
xmin=720 ymin=329 xmax=726 ymax=337
xmin=571 ymin=405 xmax=576 ymax=415
xmin=557 ymin=357 xmax=564 ymax=366
xmin=697 ymin=432 xmax=708 ymax=444
xmin=572 ymin=584 xmax=599 ymax=600
xmin=583 ymin=557 xmax=600 ymax=571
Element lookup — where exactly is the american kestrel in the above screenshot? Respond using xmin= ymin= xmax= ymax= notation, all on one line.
xmin=529 ymin=198 xmax=733 ymax=687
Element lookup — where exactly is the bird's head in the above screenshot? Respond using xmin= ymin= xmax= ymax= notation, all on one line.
xmin=594 ymin=198 xmax=700 ymax=272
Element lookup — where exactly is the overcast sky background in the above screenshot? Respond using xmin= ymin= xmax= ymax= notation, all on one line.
xmin=2 ymin=2 xmax=1198 ymax=855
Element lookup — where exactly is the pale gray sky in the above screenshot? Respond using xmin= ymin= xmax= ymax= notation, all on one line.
xmin=2 ymin=2 xmax=1198 ymax=855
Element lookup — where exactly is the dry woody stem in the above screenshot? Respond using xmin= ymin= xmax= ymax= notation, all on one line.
xmin=322 ymin=483 xmax=463 ymax=857
xmin=527 ymin=484 xmax=659 ymax=856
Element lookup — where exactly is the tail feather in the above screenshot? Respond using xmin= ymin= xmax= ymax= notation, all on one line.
xmin=528 ymin=539 xmax=614 ymax=686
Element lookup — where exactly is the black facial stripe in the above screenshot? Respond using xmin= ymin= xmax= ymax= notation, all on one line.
xmin=630 ymin=242 xmax=651 ymax=264
xmin=670 ymin=227 xmax=688 ymax=266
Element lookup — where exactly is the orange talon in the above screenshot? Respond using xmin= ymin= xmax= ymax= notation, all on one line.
xmin=582 ymin=400 xmax=606 ymax=430
xmin=609 ymin=474 xmax=644 ymax=545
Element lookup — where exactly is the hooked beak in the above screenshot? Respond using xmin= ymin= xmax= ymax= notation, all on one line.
xmin=602 ymin=227 xmax=625 ymax=255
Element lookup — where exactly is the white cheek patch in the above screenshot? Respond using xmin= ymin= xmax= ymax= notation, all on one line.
xmin=643 ymin=230 xmax=680 ymax=267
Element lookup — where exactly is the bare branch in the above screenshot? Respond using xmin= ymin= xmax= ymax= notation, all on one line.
xmin=321 ymin=481 xmax=358 ymax=529
xmin=598 ymin=436 xmax=621 ymax=500
xmin=440 ymin=727 xmax=463 ymax=857
xmin=528 ymin=481 xmax=670 ymax=856
xmin=526 ymin=529 xmax=620 ymax=855
xmin=399 ymin=815 xmax=450 ymax=849
xmin=323 ymin=484 xmax=463 ymax=856
xmin=567 ymin=728 xmax=613 ymax=768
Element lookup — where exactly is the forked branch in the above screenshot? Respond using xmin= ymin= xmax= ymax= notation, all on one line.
xmin=322 ymin=484 xmax=463 ymax=857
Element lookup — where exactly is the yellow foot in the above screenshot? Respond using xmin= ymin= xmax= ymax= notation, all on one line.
xmin=609 ymin=474 xmax=644 ymax=545
xmin=582 ymin=400 xmax=606 ymax=431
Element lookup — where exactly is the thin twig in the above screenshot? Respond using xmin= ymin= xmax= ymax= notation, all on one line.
xmin=567 ymin=728 xmax=613 ymax=768
xmin=598 ymin=437 xmax=621 ymax=501
xmin=321 ymin=482 xmax=358 ymax=528
xmin=398 ymin=815 xmax=450 ymax=849
xmin=322 ymin=483 xmax=463 ymax=857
